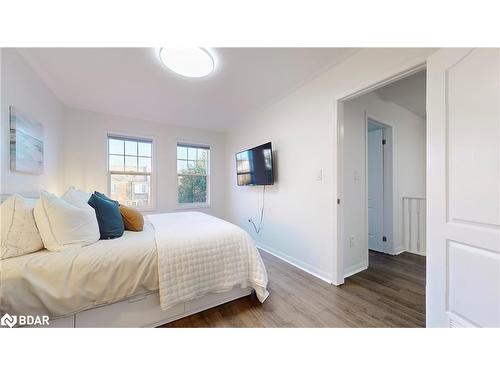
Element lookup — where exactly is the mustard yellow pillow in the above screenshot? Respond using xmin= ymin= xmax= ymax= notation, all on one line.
xmin=119 ymin=206 xmax=144 ymax=231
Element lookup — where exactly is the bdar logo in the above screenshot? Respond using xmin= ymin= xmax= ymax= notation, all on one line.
xmin=1 ymin=313 xmax=17 ymax=328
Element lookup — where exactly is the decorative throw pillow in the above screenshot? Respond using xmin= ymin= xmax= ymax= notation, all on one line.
xmin=88 ymin=193 xmax=124 ymax=239
xmin=61 ymin=186 xmax=92 ymax=208
xmin=119 ymin=205 xmax=144 ymax=231
xmin=34 ymin=191 xmax=100 ymax=251
xmin=1 ymin=194 xmax=44 ymax=259
xmin=93 ymin=191 xmax=118 ymax=204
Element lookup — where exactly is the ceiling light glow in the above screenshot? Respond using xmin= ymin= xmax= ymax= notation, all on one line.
xmin=159 ymin=48 xmax=215 ymax=78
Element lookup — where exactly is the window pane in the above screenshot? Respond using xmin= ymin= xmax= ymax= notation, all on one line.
xmin=187 ymin=147 xmax=197 ymax=160
xmin=178 ymin=175 xmax=207 ymax=204
xmin=110 ymin=174 xmax=151 ymax=207
xmin=125 ymin=140 xmax=137 ymax=156
xmin=177 ymin=160 xmax=188 ymax=173
xmin=187 ymin=160 xmax=196 ymax=172
xmin=109 ymin=155 xmax=124 ymax=171
xmin=109 ymin=139 xmax=124 ymax=154
xmin=196 ymin=160 xmax=207 ymax=174
xmin=197 ymin=148 xmax=208 ymax=161
xmin=177 ymin=146 xmax=188 ymax=160
xmin=138 ymin=157 xmax=151 ymax=172
xmin=125 ymin=156 xmax=138 ymax=172
xmin=138 ymin=142 xmax=151 ymax=157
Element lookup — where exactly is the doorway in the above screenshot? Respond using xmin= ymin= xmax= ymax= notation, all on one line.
xmin=336 ymin=66 xmax=427 ymax=285
xmin=367 ymin=118 xmax=392 ymax=254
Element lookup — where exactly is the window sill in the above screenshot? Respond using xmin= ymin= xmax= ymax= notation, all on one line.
xmin=175 ymin=203 xmax=211 ymax=210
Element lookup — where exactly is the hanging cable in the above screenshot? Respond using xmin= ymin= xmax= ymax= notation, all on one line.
xmin=249 ymin=185 xmax=266 ymax=234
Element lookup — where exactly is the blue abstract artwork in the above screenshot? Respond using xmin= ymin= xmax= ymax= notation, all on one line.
xmin=10 ymin=106 xmax=44 ymax=174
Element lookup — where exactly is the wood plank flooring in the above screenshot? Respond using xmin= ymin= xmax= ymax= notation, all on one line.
xmin=160 ymin=250 xmax=426 ymax=328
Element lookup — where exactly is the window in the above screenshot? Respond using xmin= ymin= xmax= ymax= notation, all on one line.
xmin=177 ymin=143 xmax=210 ymax=205
xmin=108 ymin=135 xmax=153 ymax=208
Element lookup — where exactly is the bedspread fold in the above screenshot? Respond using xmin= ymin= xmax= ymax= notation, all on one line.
xmin=148 ymin=212 xmax=269 ymax=310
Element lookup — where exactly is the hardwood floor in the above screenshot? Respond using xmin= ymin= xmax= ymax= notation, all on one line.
xmin=161 ymin=250 xmax=426 ymax=328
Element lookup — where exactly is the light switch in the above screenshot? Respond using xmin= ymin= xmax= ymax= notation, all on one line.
xmin=316 ymin=169 xmax=323 ymax=182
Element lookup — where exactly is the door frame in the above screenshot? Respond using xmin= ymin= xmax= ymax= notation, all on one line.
xmin=335 ymin=62 xmax=426 ymax=285
xmin=366 ymin=117 xmax=393 ymax=255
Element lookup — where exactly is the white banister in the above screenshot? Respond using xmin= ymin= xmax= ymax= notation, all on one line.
xmin=402 ymin=197 xmax=426 ymax=255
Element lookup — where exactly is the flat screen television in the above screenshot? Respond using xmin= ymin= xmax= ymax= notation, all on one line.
xmin=235 ymin=142 xmax=274 ymax=186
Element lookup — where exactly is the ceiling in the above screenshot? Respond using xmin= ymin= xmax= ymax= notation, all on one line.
xmin=375 ymin=70 xmax=426 ymax=118
xmin=19 ymin=48 xmax=358 ymax=131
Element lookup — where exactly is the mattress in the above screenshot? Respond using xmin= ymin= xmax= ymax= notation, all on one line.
xmin=149 ymin=212 xmax=268 ymax=310
xmin=0 ymin=221 xmax=158 ymax=318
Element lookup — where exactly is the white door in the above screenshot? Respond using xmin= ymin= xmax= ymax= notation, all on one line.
xmin=427 ymin=48 xmax=500 ymax=327
xmin=368 ymin=127 xmax=384 ymax=252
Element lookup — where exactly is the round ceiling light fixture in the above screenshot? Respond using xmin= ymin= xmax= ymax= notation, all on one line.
xmin=158 ymin=47 xmax=215 ymax=78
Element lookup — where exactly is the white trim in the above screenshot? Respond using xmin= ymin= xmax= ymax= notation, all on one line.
xmin=105 ymin=130 xmax=157 ymax=211
xmin=392 ymin=248 xmax=406 ymax=256
xmin=256 ymin=242 xmax=334 ymax=285
xmin=335 ymin=63 xmax=427 ymax=103
xmin=176 ymin=203 xmax=211 ymax=210
xmin=403 ymin=249 xmax=425 ymax=257
xmin=343 ymin=262 xmax=368 ymax=279
xmin=175 ymin=141 xmax=211 ymax=208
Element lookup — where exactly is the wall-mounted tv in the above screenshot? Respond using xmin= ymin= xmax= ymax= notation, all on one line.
xmin=236 ymin=142 xmax=274 ymax=186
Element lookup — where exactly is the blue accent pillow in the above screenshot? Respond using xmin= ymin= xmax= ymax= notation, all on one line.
xmin=93 ymin=191 xmax=118 ymax=204
xmin=87 ymin=193 xmax=124 ymax=239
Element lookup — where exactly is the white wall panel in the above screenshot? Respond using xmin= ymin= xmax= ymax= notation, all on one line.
xmin=448 ymin=241 xmax=500 ymax=327
xmin=447 ymin=49 xmax=500 ymax=227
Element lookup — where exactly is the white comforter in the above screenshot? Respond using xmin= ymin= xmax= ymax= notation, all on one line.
xmin=148 ymin=212 xmax=269 ymax=310
xmin=0 ymin=222 xmax=158 ymax=317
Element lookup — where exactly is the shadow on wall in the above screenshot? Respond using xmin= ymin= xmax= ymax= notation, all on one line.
xmin=272 ymin=149 xmax=279 ymax=183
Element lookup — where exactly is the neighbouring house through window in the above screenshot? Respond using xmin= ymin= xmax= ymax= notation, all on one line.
xmin=108 ymin=135 xmax=153 ymax=208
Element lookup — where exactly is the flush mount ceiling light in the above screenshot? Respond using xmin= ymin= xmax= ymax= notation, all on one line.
xmin=159 ymin=48 xmax=215 ymax=78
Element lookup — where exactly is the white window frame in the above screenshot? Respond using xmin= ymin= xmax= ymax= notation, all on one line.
xmin=106 ymin=133 xmax=156 ymax=212
xmin=176 ymin=141 xmax=211 ymax=210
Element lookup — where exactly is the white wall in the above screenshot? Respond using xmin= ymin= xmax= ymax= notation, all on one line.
xmin=1 ymin=49 xmax=227 ymax=218
xmin=1 ymin=48 xmax=65 ymax=195
xmin=342 ymin=92 xmax=426 ymax=275
xmin=62 ymin=107 xmax=228 ymax=218
xmin=226 ymin=48 xmax=435 ymax=284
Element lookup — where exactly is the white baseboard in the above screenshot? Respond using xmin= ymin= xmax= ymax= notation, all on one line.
xmin=392 ymin=248 xmax=406 ymax=255
xmin=343 ymin=262 xmax=368 ymax=278
xmin=394 ymin=247 xmax=426 ymax=256
xmin=405 ymin=249 xmax=426 ymax=256
xmin=255 ymin=242 xmax=333 ymax=284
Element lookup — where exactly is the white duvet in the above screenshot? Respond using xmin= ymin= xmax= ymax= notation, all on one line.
xmin=0 ymin=222 xmax=158 ymax=317
xmin=148 ymin=212 xmax=269 ymax=310
xmin=0 ymin=212 xmax=268 ymax=317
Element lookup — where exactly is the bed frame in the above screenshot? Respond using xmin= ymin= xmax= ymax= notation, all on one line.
xmin=46 ymin=287 xmax=252 ymax=328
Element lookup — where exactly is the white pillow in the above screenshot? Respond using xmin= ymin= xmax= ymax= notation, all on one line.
xmin=34 ymin=191 xmax=100 ymax=252
xmin=1 ymin=194 xmax=44 ymax=260
xmin=61 ymin=187 xmax=92 ymax=208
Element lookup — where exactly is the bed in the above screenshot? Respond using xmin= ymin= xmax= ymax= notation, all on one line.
xmin=0 ymin=211 xmax=269 ymax=327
